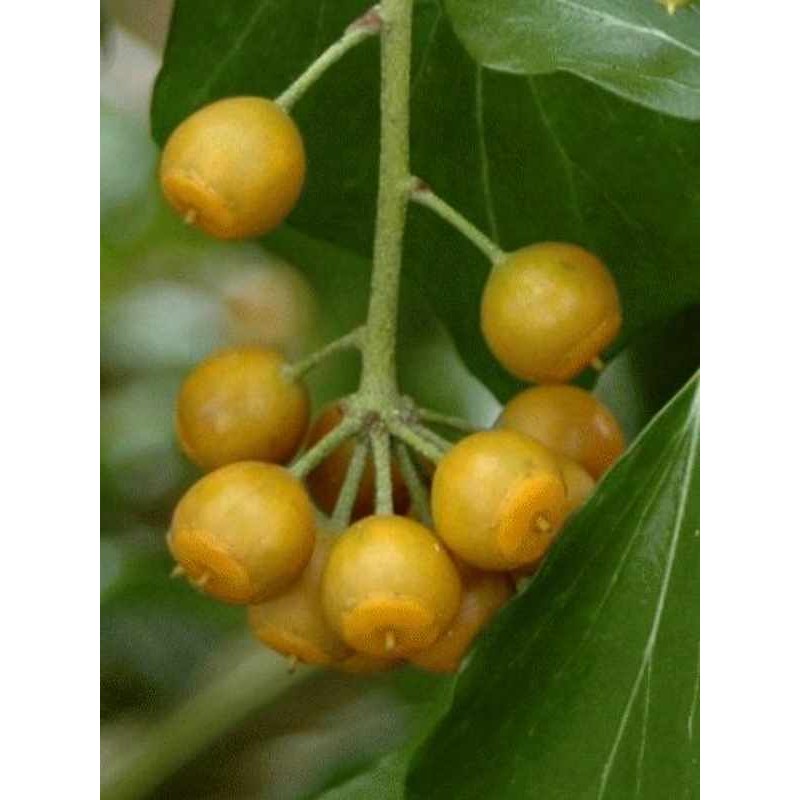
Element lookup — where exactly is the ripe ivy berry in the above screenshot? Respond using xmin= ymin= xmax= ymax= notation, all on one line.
xmin=321 ymin=515 xmax=462 ymax=658
xmin=160 ymin=97 xmax=306 ymax=240
xmin=410 ymin=567 xmax=512 ymax=674
xmin=248 ymin=529 xmax=350 ymax=666
xmin=168 ymin=462 xmax=315 ymax=604
xmin=480 ymin=242 xmax=622 ymax=383
xmin=498 ymin=385 xmax=625 ymax=479
xmin=431 ymin=429 xmax=569 ymax=570
xmin=176 ymin=346 xmax=309 ymax=471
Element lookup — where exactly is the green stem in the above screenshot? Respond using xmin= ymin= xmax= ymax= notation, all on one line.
xmin=275 ymin=8 xmax=381 ymax=110
xmin=410 ymin=178 xmax=506 ymax=264
xmin=412 ymin=424 xmax=453 ymax=453
xmin=370 ymin=427 xmax=394 ymax=514
xmin=358 ymin=0 xmax=413 ymax=406
xmin=395 ymin=442 xmax=432 ymax=526
xmin=418 ymin=408 xmax=481 ymax=434
xmin=101 ymin=646 xmax=317 ymax=800
xmin=290 ymin=415 xmax=360 ymax=478
xmin=388 ymin=420 xmax=445 ymax=463
xmin=331 ymin=438 xmax=369 ymax=529
xmin=286 ymin=327 xmax=364 ymax=380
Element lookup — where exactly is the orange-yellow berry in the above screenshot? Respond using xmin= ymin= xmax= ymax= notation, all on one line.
xmin=160 ymin=97 xmax=306 ymax=239
xmin=248 ymin=530 xmax=349 ymax=666
xmin=168 ymin=462 xmax=315 ymax=604
xmin=410 ymin=568 xmax=512 ymax=674
xmin=305 ymin=404 xmax=410 ymax=519
xmin=176 ymin=347 xmax=309 ymax=470
xmin=431 ymin=430 xmax=568 ymax=570
xmin=321 ymin=516 xmax=462 ymax=658
xmin=555 ymin=454 xmax=596 ymax=513
xmin=498 ymin=385 xmax=625 ymax=478
xmin=480 ymin=243 xmax=621 ymax=383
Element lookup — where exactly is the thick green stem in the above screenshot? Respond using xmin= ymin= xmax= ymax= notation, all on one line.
xmin=358 ymin=0 xmax=413 ymax=406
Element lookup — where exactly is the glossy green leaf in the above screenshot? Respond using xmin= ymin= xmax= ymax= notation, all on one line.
xmin=151 ymin=0 xmax=699 ymax=403
xmin=406 ymin=373 xmax=700 ymax=799
xmin=443 ymin=0 xmax=700 ymax=119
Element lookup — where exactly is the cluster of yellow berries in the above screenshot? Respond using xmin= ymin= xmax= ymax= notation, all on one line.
xmin=159 ymin=93 xmax=625 ymax=674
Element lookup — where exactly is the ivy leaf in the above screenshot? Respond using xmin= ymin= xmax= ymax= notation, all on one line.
xmin=152 ymin=0 xmax=699 ymax=403
xmin=442 ymin=0 xmax=700 ymax=119
xmin=406 ymin=372 xmax=700 ymax=799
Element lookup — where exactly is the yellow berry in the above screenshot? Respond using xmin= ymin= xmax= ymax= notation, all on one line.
xmin=431 ymin=430 xmax=568 ymax=570
xmin=498 ymin=385 xmax=625 ymax=478
xmin=160 ymin=97 xmax=306 ymax=239
xmin=555 ymin=454 xmax=596 ymax=513
xmin=321 ymin=515 xmax=462 ymax=658
xmin=305 ymin=404 xmax=410 ymax=519
xmin=168 ymin=462 xmax=315 ymax=604
xmin=248 ymin=530 xmax=349 ymax=666
xmin=176 ymin=347 xmax=309 ymax=470
xmin=480 ymin=243 xmax=621 ymax=383
xmin=410 ymin=568 xmax=512 ymax=674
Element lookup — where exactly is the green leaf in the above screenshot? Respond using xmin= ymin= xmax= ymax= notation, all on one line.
xmin=443 ymin=0 xmax=699 ymax=119
xmin=406 ymin=373 xmax=700 ymax=799
xmin=152 ymin=1 xmax=698 ymax=403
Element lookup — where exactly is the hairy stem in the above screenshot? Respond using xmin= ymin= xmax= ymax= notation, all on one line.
xmin=276 ymin=7 xmax=381 ymax=110
xmin=358 ymin=0 xmax=413 ymax=407
xmin=331 ymin=438 xmax=369 ymax=529
xmin=290 ymin=415 xmax=360 ymax=478
xmin=388 ymin=420 xmax=446 ymax=463
xmin=410 ymin=178 xmax=506 ymax=264
xmin=370 ymin=426 xmax=394 ymax=514
xmin=395 ymin=441 xmax=432 ymax=525
xmin=418 ymin=408 xmax=481 ymax=434
xmin=286 ymin=327 xmax=365 ymax=380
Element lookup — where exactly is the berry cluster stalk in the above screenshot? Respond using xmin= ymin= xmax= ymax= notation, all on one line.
xmin=357 ymin=0 xmax=413 ymax=407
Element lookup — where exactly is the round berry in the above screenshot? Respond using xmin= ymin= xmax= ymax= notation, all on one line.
xmin=248 ymin=530 xmax=349 ymax=666
xmin=480 ymin=242 xmax=621 ymax=383
xmin=176 ymin=346 xmax=309 ymax=470
xmin=160 ymin=97 xmax=306 ymax=239
xmin=555 ymin=454 xmax=596 ymax=513
xmin=431 ymin=430 xmax=568 ymax=570
xmin=498 ymin=385 xmax=625 ymax=478
xmin=321 ymin=516 xmax=462 ymax=658
xmin=168 ymin=462 xmax=315 ymax=604
xmin=305 ymin=404 xmax=410 ymax=519
xmin=410 ymin=568 xmax=512 ymax=674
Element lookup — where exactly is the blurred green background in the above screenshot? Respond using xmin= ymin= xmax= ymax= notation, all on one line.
xmin=100 ymin=4 xmax=698 ymax=798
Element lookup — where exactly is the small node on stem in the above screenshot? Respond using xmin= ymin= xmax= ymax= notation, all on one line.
xmin=591 ymin=356 xmax=606 ymax=373
xmin=347 ymin=4 xmax=383 ymax=34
